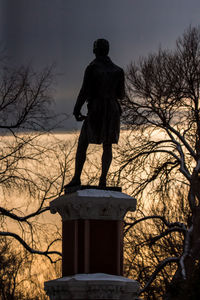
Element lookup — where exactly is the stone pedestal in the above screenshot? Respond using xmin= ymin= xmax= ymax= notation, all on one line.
xmin=44 ymin=187 xmax=139 ymax=300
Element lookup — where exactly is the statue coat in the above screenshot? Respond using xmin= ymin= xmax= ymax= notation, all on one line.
xmin=73 ymin=56 xmax=125 ymax=144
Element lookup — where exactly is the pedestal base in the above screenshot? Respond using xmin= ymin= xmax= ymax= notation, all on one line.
xmin=44 ymin=273 xmax=140 ymax=300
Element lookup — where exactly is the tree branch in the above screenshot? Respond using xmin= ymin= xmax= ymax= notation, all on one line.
xmin=0 ymin=231 xmax=62 ymax=263
xmin=148 ymin=227 xmax=186 ymax=246
xmin=179 ymin=225 xmax=193 ymax=280
xmin=139 ymin=257 xmax=179 ymax=295
xmin=125 ymin=215 xmax=186 ymax=234
xmin=0 ymin=206 xmax=50 ymax=222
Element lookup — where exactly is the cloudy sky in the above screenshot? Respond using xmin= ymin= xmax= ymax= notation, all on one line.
xmin=1 ymin=0 xmax=200 ymax=130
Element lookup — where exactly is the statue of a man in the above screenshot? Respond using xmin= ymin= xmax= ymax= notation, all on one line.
xmin=66 ymin=39 xmax=125 ymax=188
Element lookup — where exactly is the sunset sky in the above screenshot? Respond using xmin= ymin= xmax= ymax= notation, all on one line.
xmin=1 ymin=0 xmax=200 ymax=130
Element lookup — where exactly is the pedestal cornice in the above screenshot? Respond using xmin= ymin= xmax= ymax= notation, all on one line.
xmin=50 ymin=188 xmax=136 ymax=221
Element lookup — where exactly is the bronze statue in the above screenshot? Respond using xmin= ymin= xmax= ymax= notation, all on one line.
xmin=66 ymin=39 xmax=125 ymax=188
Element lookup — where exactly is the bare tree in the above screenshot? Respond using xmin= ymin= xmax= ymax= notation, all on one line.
xmin=0 ymin=237 xmax=50 ymax=300
xmin=0 ymin=61 xmax=77 ymax=298
xmin=115 ymin=26 xmax=200 ymax=298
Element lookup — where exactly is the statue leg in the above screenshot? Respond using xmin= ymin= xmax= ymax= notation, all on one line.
xmin=66 ymin=124 xmax=89 ymax=187
xmin=99 ymin=143 xmax=112 ymax=187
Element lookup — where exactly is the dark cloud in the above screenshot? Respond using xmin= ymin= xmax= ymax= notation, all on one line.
xmin=1 ymin=0 xmax=200 ymax=130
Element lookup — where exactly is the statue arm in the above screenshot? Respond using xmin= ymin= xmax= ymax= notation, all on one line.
xmin=73 ymin=66 xmax=90 ymax=118
xmin=117 ymin=69 xmax=125 ymax=100
xmin=116 ymin=69 xmax=125 ymax=115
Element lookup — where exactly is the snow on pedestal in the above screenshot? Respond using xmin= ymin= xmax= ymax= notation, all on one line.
xmin=44 ymin=273 xmax=140 ymax=300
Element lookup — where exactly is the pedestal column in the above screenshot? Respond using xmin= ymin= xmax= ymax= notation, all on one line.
xmin=62 ymin=219 xmax=123 ymax=276
xmin=44 ymin=187 xmax=139 ymax=300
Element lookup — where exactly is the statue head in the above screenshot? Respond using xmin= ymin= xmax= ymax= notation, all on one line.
xmin=93 ymin=39 xmax=109 ymax=56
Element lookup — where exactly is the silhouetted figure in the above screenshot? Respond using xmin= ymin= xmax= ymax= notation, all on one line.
xmin=66 ymin=39 xmax=125 ymax=188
